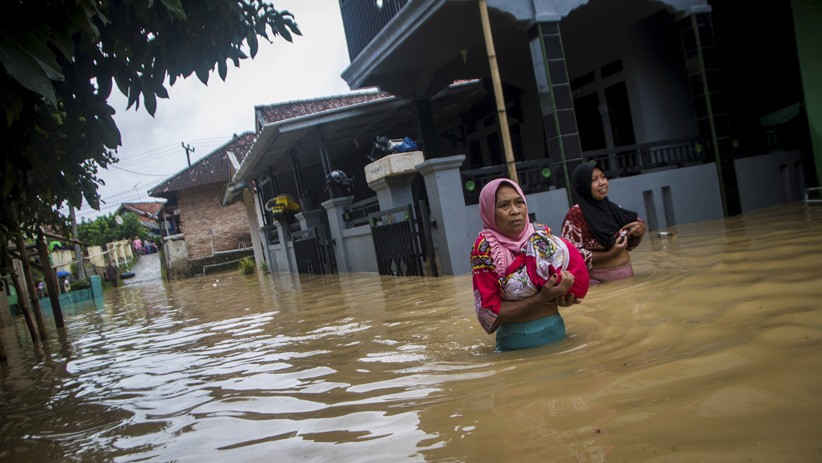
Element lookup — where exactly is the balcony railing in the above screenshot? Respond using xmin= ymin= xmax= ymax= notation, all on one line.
xmin=340 ymin=0 xmax=410 ymax=61
xmin=461 ymin=158 xmax=556 ymax=205
xmin=459 ymin=138 xmax=709 ymax=205
xmin=584 ymin=138 xmax=709 ymax=179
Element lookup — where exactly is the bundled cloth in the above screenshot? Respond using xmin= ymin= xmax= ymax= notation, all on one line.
xmin=325 ymin=170 xmax=354 ymax=194
xmin=368 ymin=136 xmax=418 ymax=161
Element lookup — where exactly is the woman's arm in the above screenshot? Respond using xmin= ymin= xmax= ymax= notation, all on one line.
xmin=494 ymin=271 xmax=575 ymax=326
xmin=562 ymin=206 xmax=593 ymax=267
xmin=589 ymin=236 xmax=628 ymax=264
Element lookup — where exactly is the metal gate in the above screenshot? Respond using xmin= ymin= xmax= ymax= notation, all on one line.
xmin=292 ymin=227 xmax=333 ymax=274
xmin=369 ymin=205 xmax=425 ymax=276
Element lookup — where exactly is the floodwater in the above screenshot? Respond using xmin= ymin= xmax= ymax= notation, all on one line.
xmin=1 ymin=203 xmax=821 ymax=462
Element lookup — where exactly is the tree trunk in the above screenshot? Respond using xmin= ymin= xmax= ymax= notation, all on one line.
xmin=14 ymin=232 xmax=48 ymax=341
xmin=9 ymin=204 xmax=48 ymax=341
xmin=7 ymin=255 xmax=38 ymax=343
xmin=37 ymin=232 xmax=64 ymax=329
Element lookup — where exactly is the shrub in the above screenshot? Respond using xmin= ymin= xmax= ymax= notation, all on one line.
xmin=238 ymin=257 xmax=256 ymax=275
xmin=259 ymin=261 xmax=269 ymax=273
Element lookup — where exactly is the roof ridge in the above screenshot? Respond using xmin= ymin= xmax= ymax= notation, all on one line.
xmin=148 ymin=132 xmax=257 ymax=195
xmin=253 ymin=89 xmax=388 ymax=110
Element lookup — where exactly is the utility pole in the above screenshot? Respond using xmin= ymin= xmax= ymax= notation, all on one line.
xmin=69 ymin=206 xmax=88 ymax=282
xmin=182 ymin=142 xmax=195 ymax=167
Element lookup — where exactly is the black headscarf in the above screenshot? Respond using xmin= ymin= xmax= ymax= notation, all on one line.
xmin=571 ymin=162 xmax=638 ymax=248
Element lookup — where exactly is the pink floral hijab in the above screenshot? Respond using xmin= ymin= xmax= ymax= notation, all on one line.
xmin=478 ymin=178 xmax=535 ymax=274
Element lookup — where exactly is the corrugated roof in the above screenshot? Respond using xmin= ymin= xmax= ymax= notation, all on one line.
xmin=149 ymin=132 xmax=256 ymax=197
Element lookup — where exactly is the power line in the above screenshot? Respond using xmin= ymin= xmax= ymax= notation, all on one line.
xmin=111 ymin=164 xmax=175 ymax=177
xmin=111 ymin=135 xmax=236 ymax=167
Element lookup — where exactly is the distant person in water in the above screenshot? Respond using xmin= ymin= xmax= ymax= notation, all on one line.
xmin=471 ymin=178 xmax=586 ymax=352
xmin=132 ymin=236 xmax=144 ymax=255
xmin=561 ymin=162 xmax=646 ymax=285
xmin=105 ymin=260 xmax=118 ymax=287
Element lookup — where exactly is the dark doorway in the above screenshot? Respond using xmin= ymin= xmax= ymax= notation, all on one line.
xmin=605 ymin=81 xmax=636 ymax=146
xmin=574 ymin=92 xmax=607 ymax=151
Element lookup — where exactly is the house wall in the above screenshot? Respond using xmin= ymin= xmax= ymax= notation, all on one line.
xmin=341 ymin=225 xmax=378 ymax=273
xmin=178 ymin=184 xmax=252 ymax=260
xmin=240 ymin=152 xmax=804 ymax=277
xmin=242 ymin=188 xmax=265 ymax=269
xmin=163 ymin=235 xmax=188 ymax=274
xmin=423 ymin=161 xmax=727 ymax=276
xmin=735 ymin=150 xmax=805 ymax=212
xmin=607 ymin=163 xmax=724 ymax=231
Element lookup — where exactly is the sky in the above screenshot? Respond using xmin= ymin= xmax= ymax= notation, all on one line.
xmin=74 ymin=0 xmax=355 ymax=222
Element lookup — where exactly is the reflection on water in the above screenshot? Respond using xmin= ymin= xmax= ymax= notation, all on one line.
xmin=2 ymin=203 xmax=822 ymax=462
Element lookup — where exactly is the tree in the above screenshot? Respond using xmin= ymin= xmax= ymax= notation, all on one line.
xmin=0 ymin=0 xmax=301 ymax=244
xmin=77 ymin=212 xmax=145 ymax=247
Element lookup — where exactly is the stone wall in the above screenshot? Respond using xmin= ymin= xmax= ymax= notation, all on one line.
xmin=178 ymin=184 xmax=252 ymax=260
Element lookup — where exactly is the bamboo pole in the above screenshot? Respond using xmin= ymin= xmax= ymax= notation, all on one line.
xmin=479 ymin=0 xmax=518 ymax=183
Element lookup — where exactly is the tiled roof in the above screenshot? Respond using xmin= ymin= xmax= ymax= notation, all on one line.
xmin=121 ymin=202 xmax=163 ymax=217
xmin=255 ymin=91 xmax=391 ymax=125
xmin=149 ymin=132 xmax=256 ymax=196
xmin=117 ymin=202 xmax=163 ymax=230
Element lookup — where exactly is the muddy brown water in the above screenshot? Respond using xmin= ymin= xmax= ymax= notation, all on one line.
xmin=1 ymin=203 xmax=821 ymax=462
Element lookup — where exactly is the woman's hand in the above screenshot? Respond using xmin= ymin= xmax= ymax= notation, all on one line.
xmin=622 ymin=221 xmax=646 ymax=239
xmin=621 ymin=220 xmax=646 ymax=250
xmin=612 ymin=234 xmax=629 ymax=253
xmin=556 ymin=293 xmax=581 ymax=307
xmin=541 ymin=270 xmax=574 ymax=301
xmin=494 ymin=271 xmax=575 ymax=326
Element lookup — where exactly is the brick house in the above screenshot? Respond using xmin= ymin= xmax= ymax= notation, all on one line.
xmin=148 ymin=132 xmax=257 ymax=278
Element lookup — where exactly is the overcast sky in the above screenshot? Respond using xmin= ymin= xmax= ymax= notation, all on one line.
xmin=75 ymin=0 xmax=355 ymax=222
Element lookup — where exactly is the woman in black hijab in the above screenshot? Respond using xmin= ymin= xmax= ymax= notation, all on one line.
xmin=561 ymin=162 xmax=646 ymax=284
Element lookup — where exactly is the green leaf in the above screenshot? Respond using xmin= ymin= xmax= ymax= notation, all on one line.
xmin=2 ymin=158 xmax=14 ymax=198
xmin=217 ymin=60 xmax=227 ymax=81
xmin=0 ymin=41 xmax=59 ymax=106
xmin=97 ymin=76 xmax=113 ymax=98
xmin=114 ymin=72 xmax=130 ymax=97
xmin=248 ymin=30 xmax=259 ymax=58
xmin=275 ymin=22 xmax=293 ymax=42
xmin=144 ymin=89 xmax=157 ymax=115
xmin=3 ymin=92 xmax=23 ymax=126
xmin=195 ymin=66 xmax=209 ymax=85
xmin=160 ymin=0 xmax=187 ymax=20
xmin=48 ymin=31 xmax=75 ymax=60
xmin=134 ymin=0 xmax=149 ymax=19
xmin=155 ymin=84 xmax=169 ymax=99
